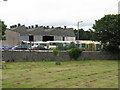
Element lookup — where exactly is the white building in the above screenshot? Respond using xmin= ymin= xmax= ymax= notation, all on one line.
xmin=10 ymin=25 xmax=75 ymax=42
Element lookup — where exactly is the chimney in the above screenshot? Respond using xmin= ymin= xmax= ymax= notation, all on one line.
xmin=31 ymin=25 xmax=34 ymax=28
xmin=22 ymin=25 xmax=25 ymax=27
xmin=26 ymin=27 xmax=28 ymax=29
xmin=18 ymin=23 xmax=21 ymax=27
xmin=28 ymin=26 xmax=31 ymax=29
xmin=14 ymin=25 xmax=17 ymax=28
xmin=10 ymin=25 xmax=17 ymax=28
xmin=43 ymin=26 xmax=46 ymax=29
xmin=64 ymin=26 xmax=67 ymax=29
xmin=10 ymin=26 xmax=13 ymax=29
xmin=51 ymin=26 xmax=54 ymax=29
xmin=35 ymin=24 xmax=38 ymax=28
xmin=46 ymin=26 xmax=49 ymax=29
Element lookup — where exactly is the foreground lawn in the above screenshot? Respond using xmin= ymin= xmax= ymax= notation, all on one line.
xmin=2 ymin=60 xmax=118 ymax=88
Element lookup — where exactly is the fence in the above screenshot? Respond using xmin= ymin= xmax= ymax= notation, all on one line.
xmin=2 ymin=50 xmax=120 ymax=62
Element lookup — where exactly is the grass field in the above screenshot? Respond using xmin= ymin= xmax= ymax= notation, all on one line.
xmin=2 ymin=60 xmax=118 ymax=88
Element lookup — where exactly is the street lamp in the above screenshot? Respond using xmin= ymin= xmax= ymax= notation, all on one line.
xmin=77 ymin=21 xmax=83 ymax=47
xmin=77 ymin=21 xmax=83 ymax=40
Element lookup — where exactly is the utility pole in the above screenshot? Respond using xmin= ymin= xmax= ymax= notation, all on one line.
xmin=77 ymin=21 xmax=83 ymax=40
xmin=77 ymin=21 xmax=83 ymax=47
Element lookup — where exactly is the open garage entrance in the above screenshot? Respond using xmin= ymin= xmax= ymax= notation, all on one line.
xmin=29 ymin=35 xmax=34 ymax=41
xmin=43 ymin=36 xmax=54 ymax=41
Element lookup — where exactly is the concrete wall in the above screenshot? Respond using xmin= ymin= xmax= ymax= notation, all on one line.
xmin=2 ymin=30 xmax=20 ymax=46
xmin=2 ymin=51 xmax=120 ymax=62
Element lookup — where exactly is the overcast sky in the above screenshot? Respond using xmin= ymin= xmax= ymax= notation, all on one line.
xmin=0 ymin=0 xmax=119 ymax=30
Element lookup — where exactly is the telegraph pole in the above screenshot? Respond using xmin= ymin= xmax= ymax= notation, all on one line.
xmin=77 ymin=21 xmax=83 ymax=40
xmin=77 ymin=21 xmax=83 ymax=47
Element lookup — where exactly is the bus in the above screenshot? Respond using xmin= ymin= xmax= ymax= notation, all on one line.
xmin=20 ymin=40 xmax=102 ymax=51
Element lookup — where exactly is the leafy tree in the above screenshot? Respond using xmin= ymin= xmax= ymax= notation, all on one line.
xmin=67 ymin=42 xmax=77 ymax=49
xmin=56 ymin=42 xmax=77 ymax=50
xmin=74 ymin=28 xmax=92 ymax=40
xmin=67 ymin=48 xmax=82 ymax=60
xmin=56 ymin=43 xmax=65 ymax=50
xmin=0 ymin=21 xmax=7 ymax=40
xmin=92 ymin=14 xmax=120 ymax=53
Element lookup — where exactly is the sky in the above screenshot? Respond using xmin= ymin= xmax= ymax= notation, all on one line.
xmin=0 ymin=0 xmax=119 ymax=30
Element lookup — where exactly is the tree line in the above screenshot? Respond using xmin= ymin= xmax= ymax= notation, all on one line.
xmin=74 ymin=28 xmax=93 ymax=40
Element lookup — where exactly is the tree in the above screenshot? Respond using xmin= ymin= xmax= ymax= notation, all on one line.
xmin=74 ymin=28 xmax=92 ymax=40
xmin=67 ymin=48 xmax=82 ymax=60
xmin=0 ymin=21 xmax=7 ymax=40
xmin=92 ymin=14 xmax=120 ymax=53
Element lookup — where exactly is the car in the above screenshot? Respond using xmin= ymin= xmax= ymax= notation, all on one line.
xmin=12 ymin=44 xmax=31 ymax=50
xmin=2 ymin=46 xmax=13 ymax=50
xmin=28 ymin=44 xmax=48 ymax=50
xmin=37 ymin=44 xmax=48 ymax=50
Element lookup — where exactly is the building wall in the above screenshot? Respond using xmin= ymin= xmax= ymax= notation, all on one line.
xmin=54 ymin=36 xmax=62 ymax=41
xmin=65 ymin=37 xmax=75 ymax=41
xmin=34 ymin=35 xmax=42 ymax=41
xmin=2 ymin=51 xmax=120 ymax=62
xmin=20 ymin=36 xmax=29 ymax=41
xmin=54 ymin=36 xmax=76 ymax=41
xmin=2 ymin=30 xmax=20 ymax=46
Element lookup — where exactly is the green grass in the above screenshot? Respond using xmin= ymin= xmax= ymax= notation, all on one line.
xmin=2 ymin=60 xmax=118 ymax=88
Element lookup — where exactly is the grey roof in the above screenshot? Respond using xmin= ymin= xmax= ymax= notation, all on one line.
xmin=11 ymin=26 xmax=75 ymax=37
xmin=11 ymin=26 xmax=28 ymax=36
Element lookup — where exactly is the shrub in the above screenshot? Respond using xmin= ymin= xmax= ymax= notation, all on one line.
xmin=67 ymin=48 xmax=82 ymax=60
xmin=67 ymin=42 xmax=77 ymax=50
xmin=56 ymin=42 xmax=77 ymax=50
xmin=53 ymin=49 xmax=59 ymax=56
xmin=104 ymin=44 xmax=120 ymax=53
xmin=56 ymin=43 xmax=65 ymax=50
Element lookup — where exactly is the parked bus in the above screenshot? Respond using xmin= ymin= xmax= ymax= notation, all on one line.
xmin=20 ymin=40 xmax=102 ymax=51
xmin=76 ymin=40 xmax=102 ymax=51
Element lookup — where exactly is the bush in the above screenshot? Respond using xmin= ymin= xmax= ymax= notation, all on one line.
xmin=67 ymin=42 xmax=77 ymax=50
xmin=67 ymin=48 xmax=82 ymax=60
xmin=56 ymin=43 xmax=65 ymax=50
xmin=53 ymin=49 xmax=59 ymax=56
xmin=104 ymin=44 xmax=120 ymax=53
xmin=56 ymin=42 xmax=77 ymax=50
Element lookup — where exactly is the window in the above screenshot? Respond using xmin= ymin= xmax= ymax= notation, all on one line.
xmin=96 ymin=44 xmax=101 ymax=48
xmin=89 ymin=44 xmax=93 ymax=48
xmin=50 ymin=43 xmax=56 ymax=45
xmin=82 ymin=43 xmax=86 ymax=48
xmin=43 ymin=36 xmax=54 ymax=41
xmin=63 ymin=37 xmax=65 ymax=41
xmin=29 ymin=35 xmax=34 ymax=41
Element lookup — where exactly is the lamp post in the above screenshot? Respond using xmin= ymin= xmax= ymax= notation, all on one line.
xmin=77 ymin=21 xmax=83 ymax=40
xmin=77 ymin=21 xmax=83 ymax=47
